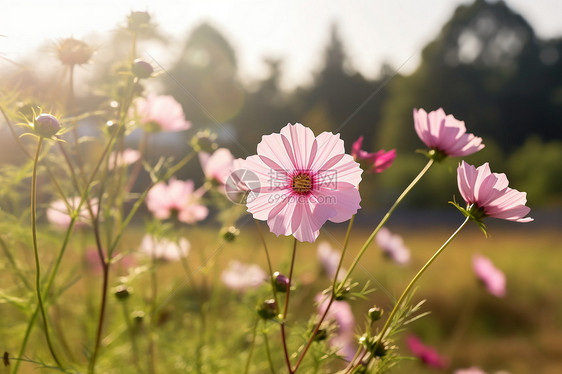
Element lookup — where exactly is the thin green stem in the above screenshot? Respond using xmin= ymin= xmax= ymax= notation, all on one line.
xmin=280 ymin=238 xmax=298 ymax=373
xmin=338 ymin=158 xmax=434 ymax=290
xmin=31 ymin=137 xmax=63 ymax=368
xmin=121 ymin=300 xmax=142 ymax=372
xmin=262 ymin=322 xmax=276 ymax=374
xmin=255 ymin=220 xmax=279 ymax=309
xmin=244 ymin=319 xmax=259 ymax=374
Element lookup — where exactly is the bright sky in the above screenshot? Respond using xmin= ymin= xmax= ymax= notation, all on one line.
xmin=2 ymin=0 xmax=561 ymax=88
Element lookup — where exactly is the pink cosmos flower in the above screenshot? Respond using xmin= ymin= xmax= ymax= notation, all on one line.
xmin=139 ymin=234 xmax=190 ymax=261
xmin=454 ymin=368 xmax=487 ymax=374
xmin=457 ymin=161 xmax=533 ymax=222
xmin=220 ymin=261 xmax=267 ymax=291
xmin=414 ymin=108 xmax=484 ymax=157
xmin=351 ymin=136 xmax=396 ymax=173
xmin=47 ymin=197 xmax=98 ymax=229
xmin=243 ymin=123 xmax=362 ymax=242
xmin=473 ymin=254 xmax=506 ymax=297
xmin=199 ymin=148 xmax=236 ymax=185
xmin=406 ymin=334 xmax=447 ymax=369
xmin=317 ymin=242 xmax=346 ymax=281
xmin=134 ymin=94 xmax=191 ymax=132
xmin=375 ymin=227 xmax=410 ymax=265
xmin=108 ymin=149 xmax=141 ymax=169
xmin=316 ymin=293 xmax=356 ymax=362
xmin=146 ymin=178 xmax=208 ymax=224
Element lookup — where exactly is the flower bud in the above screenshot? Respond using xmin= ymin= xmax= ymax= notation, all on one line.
xmin=132 ymin=310 xmax=145 ymax=324
xmin=257 ymin=299 xmax=277 ymax=320
xmin=191 ymin=130 xmax=218 ymax=153
xmin=56 ymin=38 xmax=92 ymax=66
xmin=313 ymin=328 xmax=327 ymax=342
xmin=113 ymin=284 xmax=132 ymax=300
xmin=273 ymin=272 xmax=289 ymax=293
xmin=368 ymin=306 xmax=383 ymax=322
xmin=127 ymin=11 xmax=151 ymax=32
xmin=132 ymin=59 xmax=153 ymax=79
xmin=221 ymin=226 xmax=240 ymax=242
xmin=34 ymin=114 xmax=61 ymax=138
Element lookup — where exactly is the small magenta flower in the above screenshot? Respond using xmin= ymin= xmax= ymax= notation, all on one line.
xmin=221 ymin=261 xmax=267 ymax=291
xmin=406 ymin=334 xmax=447 ymax=369
xmin=351 ymin=136 xmax=396 ymax=173
xmin=316 ymin=293 xmax=356 ymax=362
xmin=139 ymin=234 xmax=190 ymax=261
xmin=146 ymin=178 xmax=208 ymax=224
xmin=243 ymin=123 xmax=362 ymax=242
xmin=414 ymin=108 xmax=484 ymax=160
xmin=456 ymin=161 xmax=533 ymax=224
xmin=375 ymin=227 xmax=410 ymax=265
xmin=134 ymin=95 xmax=191 ymax=132
xmin=473 ymin=254 xmax=506 ymax=297
xmin=317 ymin=242 xmax=346 ymax=281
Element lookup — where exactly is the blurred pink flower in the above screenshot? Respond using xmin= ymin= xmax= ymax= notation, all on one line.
xmin=375 ymin=227 xmax=410 ymax=265
xmin=108 ymin=149 xmax=141 ymax=169
xmin=199 ymin=148 xmax=236 ymax=185
xmin=414 ymin=108 xmax=484 ymax=157
xmin=134 ymin=94 xmax=191 ymax=132
xmin=473 ymin=254 xmax=506 ymax=297
xmin=220 ymin=261 xmax=267 ymax=291
xmin=316 ymin=293 xmax=356 ymax=362
xmin=454 ymin=367 xmax=487 ymax=374
xmin=351 ymin=136 xmax=396 ymax=173
xmin=317 ymin=241 xmax=346 ymax=281
xmin=457 ymin=161 xmax=533 ymax=223
xmin=146 ymin=178 xmax=208 ymax=224
xmin=406 ymin=334 xmax=447 ymax=369
xmin=243 ymin=123 xmax=362 ymax=242
xmin=139 ymin=234 xmax=190 ymax=261
xmin=47 ymin=197 xmax=97 ymax=229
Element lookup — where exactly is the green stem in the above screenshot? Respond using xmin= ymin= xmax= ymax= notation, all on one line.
xmin=244 ymin=319 xmax=259 ymax=374
xmin=280 ymin=238 xmax=298 ymax=374
xmin=262 ymin=322 xmax=276 ymax=374
xmin=255 ymin=220 xmax=279 ymax=310
xmin=121 ymin=300 xmax=142 ymax=372
xmin=31 ymin=137 xmax=63 ymax=368
xmin=367 ymin=216 xmax=471 ymax=368
xmin=338 ymin=158 xmax=434 ymax=290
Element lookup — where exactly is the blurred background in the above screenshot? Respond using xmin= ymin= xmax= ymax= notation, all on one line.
xmin=1 ymin=0 xmax=561 ymax=211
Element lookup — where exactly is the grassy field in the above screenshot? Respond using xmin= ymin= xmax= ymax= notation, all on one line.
xmin=2 ymin=218 xmax=561 ymax=373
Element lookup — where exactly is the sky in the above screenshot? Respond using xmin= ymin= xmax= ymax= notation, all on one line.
xmin=2 ymin=0 xmax=562 ymax=88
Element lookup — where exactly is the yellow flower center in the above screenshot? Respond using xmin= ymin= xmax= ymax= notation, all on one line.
xmin=292 ymin=173 xmax=312 ymax=194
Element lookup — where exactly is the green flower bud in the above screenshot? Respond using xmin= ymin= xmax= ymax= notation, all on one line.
xmin=132 ymin=59 xmax=153 ymax=79
xmin=221 ymin=226 xmax=240 ymax=242
xmin=34 ymin=114 xmax=61 ymax=138
xmin=132 ymin=310 xmax=145 ymax=324
xmin=127 ymin=11 xmax=151 ymax=32
xmin=113 ymin=284 xmax=132 ymax=300
xmin=191 ymin=130 xmax=218 ymax=153
xmin=368 ymin=306 xmax=383 ymax=322
xmin=257 ymin=299 xmax=277 ymax=320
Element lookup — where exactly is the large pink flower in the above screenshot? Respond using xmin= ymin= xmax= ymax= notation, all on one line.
xmin=134 ymin=94 xmax=191 ymax=132
xmin=146 ymin=178 xmax=208 ymax=224
xmin=47 ymin=197 xmax=98 ymax=229
xmin=221 ymin=261 xmax=267 ymax=291
xmin=414 ymin=108 xmax=484 ymax=157
xmin=199 ymin=148 xmax=236 ymax=185
xmin=351 ymin=136 xmax=395 ymax=173
xmin=243 ymin=123 xmax=362 ymax=242
xmin=473 ymin=254 xmax=506 ymax=297
xmin=457 ymin=161 xmax=532 ymax=223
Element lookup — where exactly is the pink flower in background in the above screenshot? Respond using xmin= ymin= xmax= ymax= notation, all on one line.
xmin=47 ymin=197 xmax=97 ymax=229
xmin=134 ymin=94 xmax=191 ymax=132
xmin=316 ymin=293 xmax=356 ymax=362
xmin=414 ymin=108 xmax=484 ymax=157
xmin=406 ymin=334 xmax=447 ymax=369
xmin=108 ymin=149 xmax=141 ymax=169
xmin=375 ymin=227 xmax=410 ymax=265
xmin=457 ymin=161 xmax=533 ymax=223
xmin=139 ymin=234 xmax=190 ymax=261
xmin=243 ymin=123 xmax=362 ymax=242
xmin=454 ymin=367 xmax=487 ymax=374
xmin=221 ymin=261 xmax=267 ymax=291
xmin=146 ymin=178 xmax=208 ymax=224
xmin=317 ymin=242 xmax=346 ymax=281
xmin=199 ymin=148 xmax=236 ymax=185
xmin=351 ymin=136 xmax=396 ymax=173
xmin=473 ymin=254 xmax=506 ymax=297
